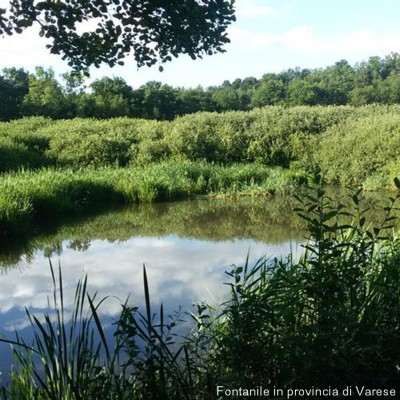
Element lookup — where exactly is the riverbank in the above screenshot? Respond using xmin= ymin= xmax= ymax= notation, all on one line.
xmin=1 ymin=105 xmax=400 ymax=188
xmin=0 ymin=160 xmax=305 ymax=238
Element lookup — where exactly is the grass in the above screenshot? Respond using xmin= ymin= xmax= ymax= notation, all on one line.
xmin=1 ymin=180 xmax=400 ymax=398
xmin=0 ymin=160 xmax=305 ymax=238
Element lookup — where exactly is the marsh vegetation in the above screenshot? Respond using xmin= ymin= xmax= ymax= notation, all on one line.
xmin=2 ymin=104 xmax=400 ymax=237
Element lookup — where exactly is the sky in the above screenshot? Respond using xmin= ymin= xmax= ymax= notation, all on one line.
xmin=1 ymin=0 xmax=400 ymax=88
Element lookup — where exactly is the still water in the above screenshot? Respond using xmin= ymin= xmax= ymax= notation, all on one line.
xmin=1 ymin=190 xmax=389 ymax=383
xmin=0 ymin=196 xmax=305 ymax=382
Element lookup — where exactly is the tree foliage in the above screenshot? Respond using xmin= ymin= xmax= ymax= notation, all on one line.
xmin=22 ymin=67 xmax=67 ymax=118
xmin=0 ymin=0 xmax=236 ymax=71
xmin=0 ymin=67 xmax=28 ymax=120
xmin=3 ymin=53 xmax=400 ymax=121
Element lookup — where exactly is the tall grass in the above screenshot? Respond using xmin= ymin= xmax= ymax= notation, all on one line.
xmin=210 ymin=178 xmax=400 ymax=389
xmin=0 ymin=261 xmax=131 ymax=400
xmin=0 ymin=160 xmax=304 ymax=237
xmin=0 ymin=262 xmax=211 ymax=400
xmin=1 ymin=180 xmax=400 ymax=398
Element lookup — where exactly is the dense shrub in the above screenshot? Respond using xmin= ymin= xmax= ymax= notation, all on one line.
xmin=45 ymin=118 xmax=139 ymax=167
xmin=0 ymin=136 xmax=51 ymax=172
xmin=166 ymin=106 xmax=361 ymax=166
xmin=0 ymin=117 xmax=53 ymax=171
xmin=130 ymin=119 xmax=171 ymax=165
xmin=167 ymin=112 xmax=224 ymax=162
xmin=310 ymin=112 xmax=400 ymax=185
xmin=0 ymin=116 xmax=52 ymax=137
xmin=1 ymin=106 xmax=400 ymax=187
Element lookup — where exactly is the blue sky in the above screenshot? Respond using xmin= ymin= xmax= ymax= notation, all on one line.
xmin=1 ymin=0 xmax=400 ymax=88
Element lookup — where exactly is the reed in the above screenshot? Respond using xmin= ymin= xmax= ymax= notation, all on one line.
xmin=0 ymin=260 xmax=130 ymax=400
xmin=0 ymin=160 xmax=303 ymax=237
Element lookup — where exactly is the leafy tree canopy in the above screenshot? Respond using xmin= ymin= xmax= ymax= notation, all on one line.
xmin=0 ymin=0 xmax=236 ymax=72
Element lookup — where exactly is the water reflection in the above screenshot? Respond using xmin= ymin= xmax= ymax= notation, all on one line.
xmin=1 ymin=236 xmax=301 ymax=330
xmin=0 ymin=236 xmax=301 ymax=384
xmin=0 ymin=191 xmax=394 ymax=383
xmin=0 ymin=196 xmax=303 ymax=269
xmin=0 ymin=196 xmax=304 ymax=383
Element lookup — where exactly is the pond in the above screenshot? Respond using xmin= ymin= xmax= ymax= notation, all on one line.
xmin=0 ymin=190 xmax=394 ymax=384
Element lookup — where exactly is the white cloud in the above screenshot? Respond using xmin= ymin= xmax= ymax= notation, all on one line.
xmin=235 ymin=0 xmax=275 ymax=19
xmin=0 ymin=236 xmax=301 ymax=332
xmin=330 ymin=29 xmax=400 ymax=55
xmin=282 ymin=26 xmax=315 ymax=50
xmin=228 ymin=26 xmax=277 ymax=48
xmin=228 ymin=24 xmax=400 ymax=57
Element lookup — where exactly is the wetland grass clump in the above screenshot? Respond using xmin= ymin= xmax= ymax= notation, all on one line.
xmin=1 ymin=181 xmax=400 ymax=399
xmin=0 ymin=160 xmax=303 ymax=237
xmin=0 ymin=262 xmax=133 ymax=400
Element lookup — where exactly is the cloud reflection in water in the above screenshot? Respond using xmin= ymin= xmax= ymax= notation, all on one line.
xmin=1 ymin=235 xmax=301 ymax=330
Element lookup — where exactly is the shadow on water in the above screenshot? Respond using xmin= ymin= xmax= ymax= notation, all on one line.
xmin=0 ymin=195 xmax=305 ymax=270
xmin=1 ymin=188 xmax=398 ymax=271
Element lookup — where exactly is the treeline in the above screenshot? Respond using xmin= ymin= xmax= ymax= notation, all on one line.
xmin=2 ymin=53 xmax=400 ymax=121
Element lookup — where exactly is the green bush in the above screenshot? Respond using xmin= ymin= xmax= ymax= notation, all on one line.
xmin=0 ymin=116 xmax=52 ymax=137
xmin=45 ymin=118 xmax=138 ymax=167
xmin=167 ymin=112 xmax=224 ymax=162
xmin=1 ymin=106 xmax=400 ymax=188
xmin=130 ymin=119 xmax=171 ymax=165
xmin=0 ymin=136 xmax=50 ymax=172
xmin=311 ymin=113 xmax=400 ymax=185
